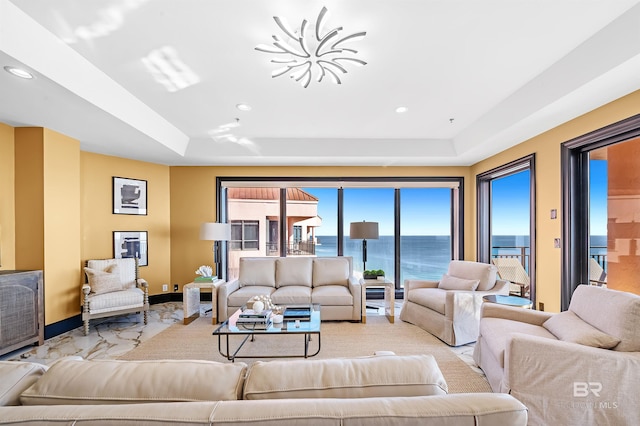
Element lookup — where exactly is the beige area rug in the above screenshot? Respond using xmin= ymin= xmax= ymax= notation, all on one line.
xmin=119 ymin=315 xmax=491 ymax=394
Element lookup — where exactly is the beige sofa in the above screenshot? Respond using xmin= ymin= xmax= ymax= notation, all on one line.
xmin=473 ymin=284 xmax=640 ymax=426
xmin=0 ymin=354 xmax=528 ymax=425
xmin=400 ymin=260 xmax=509 ymax=346
xmin=218 ymin=256 xmax=362 ymax=322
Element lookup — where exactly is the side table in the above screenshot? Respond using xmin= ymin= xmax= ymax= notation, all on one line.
xmin=482 ymin=294 xmax=533 ymax=309
xmin=183 ymin=279 xmax=224 ymax=325
xmin=361 ymin=278 xmax=395 ymax=324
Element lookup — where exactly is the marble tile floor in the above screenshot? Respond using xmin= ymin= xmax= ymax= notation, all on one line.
xmin=1 ymin=300 xmax=481 ymax=377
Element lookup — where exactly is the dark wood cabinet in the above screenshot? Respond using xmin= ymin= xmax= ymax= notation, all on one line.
xmin=0 ymin=270 xmax=44 ymax=356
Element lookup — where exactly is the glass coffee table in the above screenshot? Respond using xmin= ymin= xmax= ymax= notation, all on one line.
xmin=482 ymin=294 xmax=533 ymax=309
xmin=212 ymin=303 xmax=321 ymax=362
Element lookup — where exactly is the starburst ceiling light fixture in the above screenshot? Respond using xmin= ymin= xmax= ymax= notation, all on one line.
xmin=255 ymin=6 xmax=367 ymax=88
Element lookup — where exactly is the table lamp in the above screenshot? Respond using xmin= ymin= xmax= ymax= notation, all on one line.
xmin=349 ymin=221 xmax=379 ymax=272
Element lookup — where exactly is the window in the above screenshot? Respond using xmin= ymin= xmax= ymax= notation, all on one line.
xmin=230 ymin=220 xmax=259 ymax=250
xmin=477 ymin=155 xmax=536 ymax=302
xmin=562 ymin=114 xmax=640 ymax=308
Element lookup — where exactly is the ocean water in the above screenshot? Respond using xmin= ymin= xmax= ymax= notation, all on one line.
xmin=313 ymin=235 xmax=608 ymax=284
xmin=315 ymin=235 xmax=452 ymax=283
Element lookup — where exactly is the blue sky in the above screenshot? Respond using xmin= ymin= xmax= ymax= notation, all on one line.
xmin=302 ymin=187 xmax=452 ymax=236
xmin=303 ymin=162 xmax=608 ymax=237
xmin=590 ymin=159 xmax=608 ymax=235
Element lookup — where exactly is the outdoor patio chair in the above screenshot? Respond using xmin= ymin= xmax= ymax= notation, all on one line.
xmin=491 ymin=257 xmax=530 ymax=297
xmin=82 ymin=257 xmax=149 ymax=335
xmin=589 ymin=258 xmax=608 ymax=287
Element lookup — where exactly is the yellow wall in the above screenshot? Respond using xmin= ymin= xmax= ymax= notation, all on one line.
xmin=14 ymin=128 xmax=81 ymax=324
xmin=81 ymin=152 xmax=172 ymax=296
xmin=0 ymin=123 xmax=15 ymax=270
xmin=470 ymin=90 xmax=640 ymax=312
xmin=169 ymin=166 xmax=471 ymax=288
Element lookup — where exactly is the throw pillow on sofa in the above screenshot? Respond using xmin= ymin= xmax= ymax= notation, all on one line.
xmin=542 ymin=311 xmax=621 ymax=349
xmin=438 ymin=274 xmax=480 ymax=291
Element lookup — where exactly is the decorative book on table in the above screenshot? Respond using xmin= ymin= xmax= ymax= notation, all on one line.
xmin=237 ymin=319 xmax=272 ymax=330
xmin=283 ymin=305 xmax=312 ymax=321
xmin=237 ymin=309 xmax=272 ymax=323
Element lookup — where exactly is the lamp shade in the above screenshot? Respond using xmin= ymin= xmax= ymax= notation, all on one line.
xmin=199 ymin=222 xmax=231 ymax=241
xmin=349 ymin=221 xmax=379 ymax=240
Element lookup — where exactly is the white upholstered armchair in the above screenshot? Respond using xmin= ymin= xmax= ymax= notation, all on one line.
xmin=399 ymin=260 xmax=509 ymax=346
xmin=82 ymin=258 xmax=149 ymax=335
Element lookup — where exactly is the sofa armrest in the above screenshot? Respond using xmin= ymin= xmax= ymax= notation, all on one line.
xmin=348 ymin=275 xmax=362 ymax=320
xmin=480 ymin=302 xmax=553 ymax=326
xmin=217 ymin=279 xmax=240 ymax=322
xmin=404 ymin=279 xmax=439 ymax=292
xmin=505 ymin=333 xmax=640 ymax=425
xmin=136 ymin=278 xmax=148 ymax=289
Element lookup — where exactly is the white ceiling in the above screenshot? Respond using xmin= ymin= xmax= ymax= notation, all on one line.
xmin=1 ymin=0 xmax=639 ymax=166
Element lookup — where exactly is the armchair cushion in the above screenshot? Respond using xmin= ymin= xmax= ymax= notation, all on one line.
xmin=438 ymin=274 xmax=480 ymax=291
xmin=86 ymin=288 xmax=144 ymax=314
xmin=84 ymin=264 xmax=123 ymax=295
xmin=408 ymin=288 xmax=446 ymax=315
xmin=447 ymin=260 xmax=497 ymax=291
xmin=542 ymin=311 xmax=621 ymax=349
xmin=568 ymin=285 xmax=640 ymax=351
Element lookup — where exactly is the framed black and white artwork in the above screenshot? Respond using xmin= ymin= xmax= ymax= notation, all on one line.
xmin=113 ymin=231 xmax=148 ymax=266
xmin=113 ymin=177 xmax=147 ymax=215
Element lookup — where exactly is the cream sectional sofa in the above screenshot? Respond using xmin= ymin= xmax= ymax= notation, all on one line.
xmin=473 ymin=284 xmax=640 ymax=426
xmin=0 ymin=354 xmax=528 ymax=425
xmin=218 ymin=256 xmax=362 ymax=322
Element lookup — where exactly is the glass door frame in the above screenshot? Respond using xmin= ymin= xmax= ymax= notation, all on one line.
xmin=476 ymin=154 xmax=536 ymax=305
xmin=561 ymin=114 xmax=640 ymax=310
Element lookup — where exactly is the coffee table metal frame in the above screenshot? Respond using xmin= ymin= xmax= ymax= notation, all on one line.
xmin=212 ymin=303 xmax=321 ymax=362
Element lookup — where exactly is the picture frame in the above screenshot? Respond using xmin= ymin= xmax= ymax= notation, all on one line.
xmin=113 ymin=231 xmax=148 ymax=266
xmin=113 ymin=177 xmax=147 ymax=215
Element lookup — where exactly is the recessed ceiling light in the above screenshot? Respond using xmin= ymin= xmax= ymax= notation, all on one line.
xmin=236 ymin=103 xmax=252 ymax=112
xmin=396 ymin=106 xmax=408 ymax=113
xmin=4 ymin=66 xmax=33 ymax=79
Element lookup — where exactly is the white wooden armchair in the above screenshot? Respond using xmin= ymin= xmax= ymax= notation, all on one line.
xmin=82 ymin=258 xmax=149 ymax=335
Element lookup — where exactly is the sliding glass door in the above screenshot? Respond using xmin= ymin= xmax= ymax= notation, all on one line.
xmin=219 ymin=178 xmax=463 ymax=293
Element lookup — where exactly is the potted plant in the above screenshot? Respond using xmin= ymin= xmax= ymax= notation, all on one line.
xmin=363 ymin=269 xmax=385 ymax=280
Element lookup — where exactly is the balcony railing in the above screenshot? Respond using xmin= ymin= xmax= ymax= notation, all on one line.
xmin=492 ymin=245 xmax=608 ymax=274
xmin=267 ymin=240 xmax=316 ymax=256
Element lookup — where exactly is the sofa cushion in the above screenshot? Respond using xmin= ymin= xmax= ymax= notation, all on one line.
xmin=312 ymin=257 xmax=350 ymax=286
xmin=86 ymin=288 xmax=144 ymax=314
xmin=276 ymin=257 xmax=313 ymax=287
xmin=312 ymin=285 xmax=354 ymax=306
xmin=438 ymin=274 xmax=480 ymax=291
xmin=568 ymin=284 xmax=640 ymax=352
xmin=84 ymin=264 xmax=123 ymax=295
xmin=243 ymin=354 xmax=447 ymax=400
xmin=228 ymin=285 xmax=275 ymax=307
xmin=20 ymin=359 xmax=248 ymax=405
xmin=543 ymin=311 xmax=621 ymax=349
xmin=408 ymin=288 xmax=446 ymax=315
xmin=480 ymin=317 xmax=557 ymax=367
xmin=271 ymin=286 xmax=312 ymax=305
xmin=447 ymin=260 xmax=497 ymax=291
xmin=0 ymin=361 xmax=48 ymax=406
xmin=239 ymin=258 xmax=276 ymax=287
